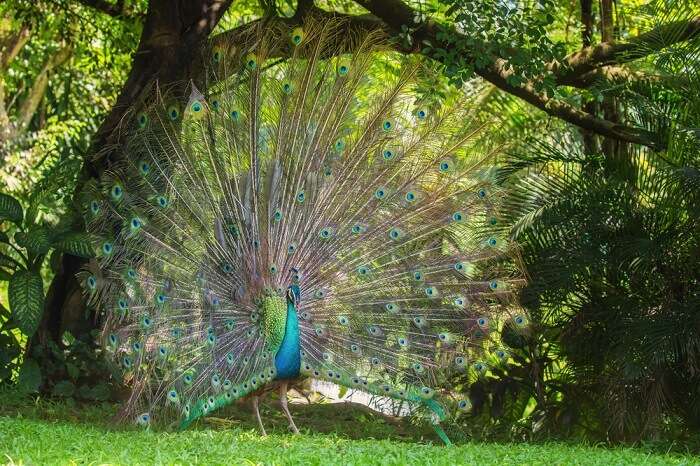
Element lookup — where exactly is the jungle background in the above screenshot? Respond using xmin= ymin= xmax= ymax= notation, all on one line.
xmin=0 ymin=0 xmax=698 ymax=457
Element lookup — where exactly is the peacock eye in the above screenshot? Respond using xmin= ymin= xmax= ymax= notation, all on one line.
xmin=111 ymin=184 xmax=123 ymax=200
xmin=245 ymin=54 xmax=257 ymax=70
xmin=167 ymin=106 xmax=179 ymax=120
xmin=439 ymin=160 xmax=452 ymax=172
xmin=212 ymin=48 xmax=222 ymax=63
xmin=388 ymin=227 xmax=403 ymax=240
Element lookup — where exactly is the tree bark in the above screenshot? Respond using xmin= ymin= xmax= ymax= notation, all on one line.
xmin=579 ymin=0 xmax=597 ymax=157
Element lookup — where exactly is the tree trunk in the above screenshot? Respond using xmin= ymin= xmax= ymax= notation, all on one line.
xmin=579 ymin=0 xmax=598 ymax=158
xmin=28 ymin=0 xmax=233 ymax=387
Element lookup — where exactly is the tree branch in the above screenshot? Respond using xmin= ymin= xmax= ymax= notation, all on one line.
xmin=0 ymin=26 xmax=31 ymax=71
xmin=1 ymin=26 xmax=31 ymax=134
xmin=17 ymin=44 xmax=72 ymax=131
xmin=562 ymin=66 xmax=671 ymax=89
xmin=554 ymin=16 xmax=700 ymax=85
xmin=353 ymin=0 xmax=663 ymax=150
xmin=479 ymin=59 xmax=661 ymax=149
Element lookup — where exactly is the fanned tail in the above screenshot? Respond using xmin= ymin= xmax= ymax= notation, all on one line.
xmin=82 ymin=17 xmax=526 ymax=436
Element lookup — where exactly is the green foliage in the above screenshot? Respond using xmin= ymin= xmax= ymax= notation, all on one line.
xmin=8 ymin=269 xmax=44 ymax=335
xmin=0 ymin=190 xmax=94 ymax=386
xmin=414 ymin=0 xmax=565 ymax=90
xmin=445 ymin=0 xmax=700 ymax=443
xmin=0 ymin=193 xmax=23 ymax=224
xmin=53 ymin=232 xmax=96 ymax=258
xmin=494 ymin=53 xmax=699 ymax=439
xmin=52 ymin=380 xmax=75 ymax=397
xmin=17 ymin=358 xmax=41 ymax=393
xmin=27 ymin=330 xmax=117 ymax=401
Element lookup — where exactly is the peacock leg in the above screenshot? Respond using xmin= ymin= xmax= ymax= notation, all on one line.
xmin=251 ymin=395 xmax=267 ymax=436
xmin=278 ymin=381 xmax=300 ymax=434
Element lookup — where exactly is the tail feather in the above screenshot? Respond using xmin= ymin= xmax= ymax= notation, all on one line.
xmin=84 ymin=17 xmax=526 ymax=433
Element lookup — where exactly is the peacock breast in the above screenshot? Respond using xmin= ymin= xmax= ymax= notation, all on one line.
xmin=273 ymin=302 xmax=301 ymax=379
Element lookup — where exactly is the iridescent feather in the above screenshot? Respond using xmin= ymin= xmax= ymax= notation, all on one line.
xmin=83 ymin=18 xmax=526 ymax=443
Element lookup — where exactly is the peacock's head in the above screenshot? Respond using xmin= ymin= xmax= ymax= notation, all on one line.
xmin=287 ymin=267 xmax=301 ymax=306
xmin=287 ymin=284 xmax=301 ymax=306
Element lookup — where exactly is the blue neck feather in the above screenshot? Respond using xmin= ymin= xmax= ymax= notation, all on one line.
xmin=274 ymin=301 xmax=301 ymax=379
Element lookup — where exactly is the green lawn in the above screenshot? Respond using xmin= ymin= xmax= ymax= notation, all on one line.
xmin=1 ymin=392 xmax=698 ymax=465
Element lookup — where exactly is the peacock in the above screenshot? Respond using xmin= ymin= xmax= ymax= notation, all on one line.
xmin=81 ymin=18 xmax=525 ymax=445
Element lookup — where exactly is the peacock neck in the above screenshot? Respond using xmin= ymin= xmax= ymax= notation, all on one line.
xmin=273 ymin=301 xmax=301 ymax=379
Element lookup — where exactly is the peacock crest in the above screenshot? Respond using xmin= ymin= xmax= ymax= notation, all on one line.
xmin=81 ymin=17 xmax=526 ymax=443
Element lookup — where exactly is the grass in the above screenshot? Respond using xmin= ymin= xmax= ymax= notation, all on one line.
xmin=1 ymin=390 xmax=699 ymax=465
